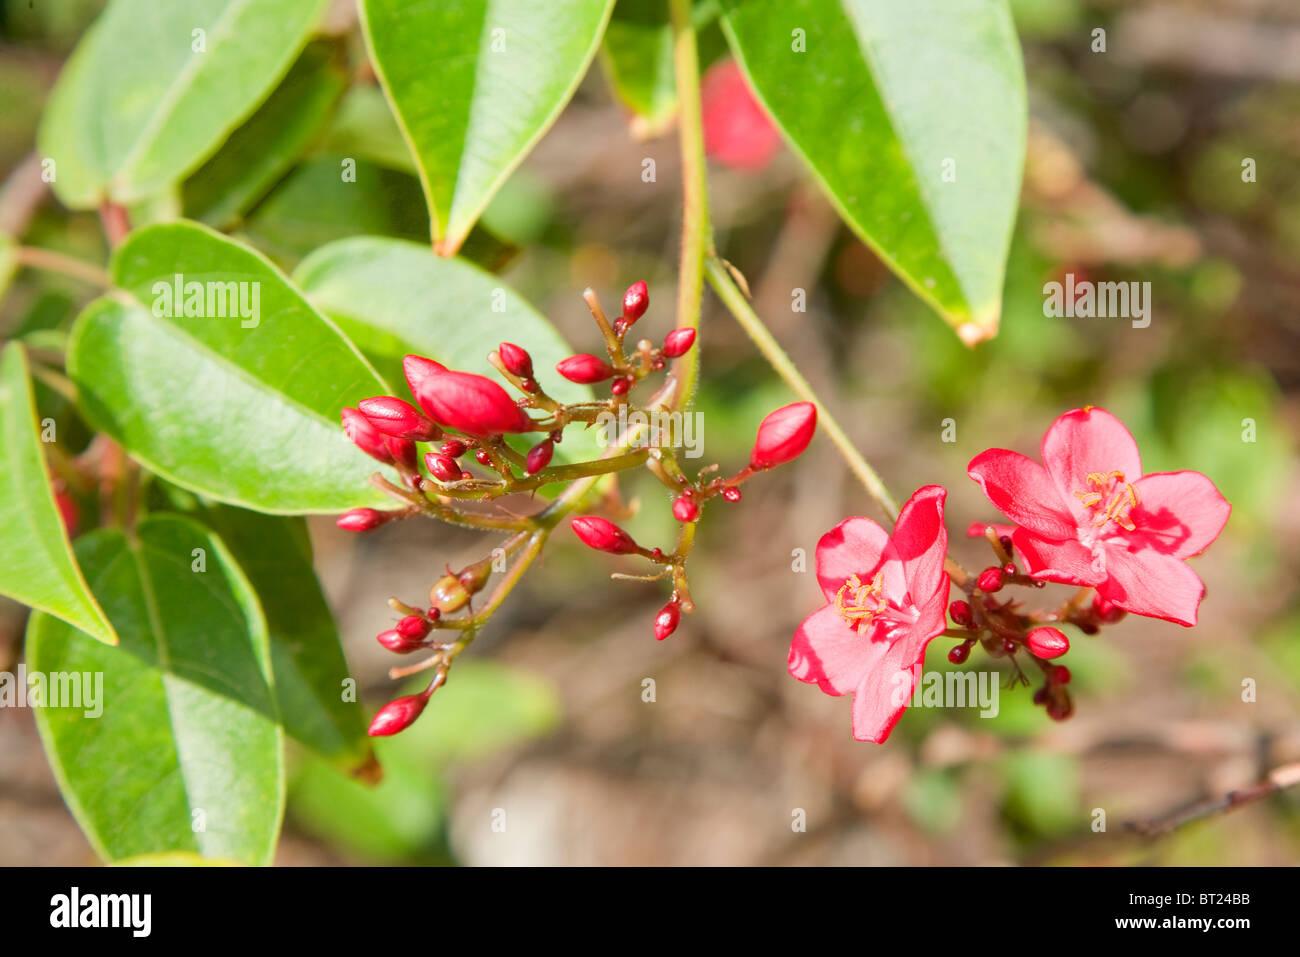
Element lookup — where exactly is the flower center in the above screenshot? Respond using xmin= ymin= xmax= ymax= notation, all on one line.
xmin=835 ymin=571 xmax=889 ymax=634
xmin=1074 ymin=470 xmax=1138 ymax=532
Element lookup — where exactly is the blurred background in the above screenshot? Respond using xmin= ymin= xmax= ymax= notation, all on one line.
xmin=1 ymin=0 xmax=1298 ymax=865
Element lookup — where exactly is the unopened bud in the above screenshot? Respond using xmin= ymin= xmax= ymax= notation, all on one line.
xmin=1025 ymin=626 xmax=1069 ymax=660
xmin=661 ymin=327 xmax=696 ymax=358
xmin=376 ymin=628 xmax=425 ymax=654
xmin=556 ymin=354 xmax=616 ymax=384
xmin=570 ymin=516 xmax=640 ymax=554
xmin=622 ymin=280 xmax=649 ymax=323
xmin=429 ymin=573 xmax=471 ymax=614
xmin=358 ymin=396 xmax=440 ymax=441
xmin=526 ymin=439 xmax=554 ymax=474
xmin=342 ymin=407 xmax=394 ymax=464
xmin=671 ymin=494 xmax=700 ymax=523
xmin=396 ymin=615 xmax=432 ymax=640
xmin=722 ymin=486 xmax=742 ymax=503
xmin=948 ymin=599 xmax=973 ymax=627
xmin=368 ymin=692 xmax=430 ymax=736
xmin=497 ymin=342 xmax=534 ymax=379
xmin=610 ymin=376 xmax=632 ymax=396
xmin=336 ymin=508 xmax=395 ymax=532
xmin=425 ymin=452 xmax=461 ymax=483
xmin=413 ymin=367 xmax=533 ymax=436
xmin=947 ymin=641 xmax=972 ymax=664
xmin=654 ymin=600 xmax=680 ymax=640
xmin=750 ymin=402 xmax=817 ymax=469
xmin=457 ymin=558 xmax=492 ymax=595
xmin=387 ymin=437 xmax=419 ymax=472
xmin=977 ymin=566 xmax=1005 ymax=593
xmin=403 ymin=354 xmax=446 ymax=395
xmin=440 ymin=439 xmax=468 ymax=458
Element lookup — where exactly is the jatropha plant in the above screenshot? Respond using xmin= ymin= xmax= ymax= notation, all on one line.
xmin=790 ymin=407 xmax=1230 ymax=743
xmin=338 ymin=280 xmax=818 ymax=736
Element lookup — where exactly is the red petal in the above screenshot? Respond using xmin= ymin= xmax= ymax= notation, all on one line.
xmin=891 ymin=485 xmax=948 ymax=606
xmin=1099 ymin=546 xmax=1206 ymax=627
xmin=788 ymin=604 xmax=872 ymax=696
xmin=814 ymin=516 xmax=891 ymax=603
xmin=1041 ymin=407 xmax=1142 ymax=521
xmin=701 ymin=60 xmax=781 ymax=171
xmin=1130 ymin=470 xmax=1231 ymax=559
xmin=1013 ymin=529 xmax=1102 ymax=586
xmin=968 ymin=448 xmax=1077 ymax=541
xmin=849 ymin=623 xmax=940 ymax=744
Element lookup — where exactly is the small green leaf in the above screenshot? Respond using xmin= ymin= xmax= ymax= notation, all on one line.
xmin=67 ymin=221 xmax=393 ymax=514
xmin=359 ymin=0 xmax=616 ymax=254
xmin=601 ymin=0 xmax=677 ymax=133
xmin=28 ymin=515 xmax=284 ymax=865
xmin=720 ymin=0 xmax=1026 ymax=341
xmin=40 ymin=0 xmax=330 ymax=208
xmin=184 ymin=41 xmax=348 ymax=228
xmin=196 ymin=504 xmax=371 ymax=771
xmin=0 ymin=343 xmax=115 ymax=645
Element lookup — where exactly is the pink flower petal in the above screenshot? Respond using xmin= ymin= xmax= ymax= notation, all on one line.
xmin=1041 ymin=407 xmax=1142 ymax=520
xmin=968 ymin=448 xmax=1078 ymax=541
xmin=849 ymin=628 xmax=936 ymax=744
xmin=1130 ymin=471 xmax=1231 ymax=559
xmin=891 ymin=485 xmax=949 ymax=606
xmin=701 ymin=60 xmax=782 ymax=170
xmin=1099 ymin=545 xmax=1206 ymax=627
xmin=1013 ymin=529 xmax=1103 ymax=586
xmin=788 ymin=604 xmax=872 ymax=696
xmin=814 ymin=516 xmax=891 ymax=603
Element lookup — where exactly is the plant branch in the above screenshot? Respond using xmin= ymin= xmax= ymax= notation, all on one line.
xmin=1124 ymin=762 xmax=1300 ymax=839
xmin=13 ymin=246 xmax=111 ymax=288
xmin=704 ymin=256 xmax=899 ymax=518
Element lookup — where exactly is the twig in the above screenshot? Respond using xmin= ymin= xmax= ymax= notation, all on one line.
xmin=1124 ymin=762 xmax=1300 ymax=839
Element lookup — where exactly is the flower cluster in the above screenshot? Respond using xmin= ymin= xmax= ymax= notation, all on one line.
xmin=790 ymin=407 xmax=1229 ymax=743
xmin=335 ymin=280 xmax=819 ymax=736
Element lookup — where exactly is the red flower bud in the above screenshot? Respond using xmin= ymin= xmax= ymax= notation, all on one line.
xmin=610 ymin=376 xmax=631 ymax=396
xmin=425 ymin=452 xmax=462 ymax=483
xmin=387 ymin=437 xmax=419 ymax=472
xmin=622 ymin=280 xmax=649 ymax=323
xmin=403 ymin=354 xmax=446 ymax=396
xmin=1025 ymin=626 xmax=1070 ymax=660
xmin=396 ymin=615 xmax=432 ymax=640
xmin=721 ymin=486 xmax=742 ymax=503
xmin=948 ymin=599 xmax=973 ymax=627
xmin=358 ymin=396 xmax=440 ymax=441
xmin=556 ymin=354 xmax=616 ymax=384
xmin=1052 ymin=664 xmax=1072 ymax=685
xmin=498 ymin=342 xmax=533 ymax=379
xmin=749 ymin=402 xmax=817 ymax=469
xmin=440 ymin=439 xmax=468 ymax=458
xmin=413 ymin=368 xmax=533 ymax=436
xmin=662 ymin=327 xmax=696 ymax=358
xmin=947 ymin=641 xmax=972 ymax=664
xmin=1091 ymin=594 xmax=1126 ymax=623
xmin=54 ymin=489 xmax=78 ymax=536
xmin=526 ymin=438 xmax=554 ymax=474
xmin=336 ymin=508 xmax=396 ymax=532
xmin=977 ymin=566 xmax=1005 ymax=593
xmin=571 ymin=516 xmax=641 ymax=554
xmin=342 ymin=407 xmax=394 ymax=464
xmin=1046 ymin=693 xmax=1074 ymax=722
xmin=672 ymin=494 xmax=700 ymax=523
xmin=376 ymin=628 xmax=426 ymax=654
xmin=654 ymin=600 xmax=680 ymax=641
xmin=368 ymin=692 xmax=429 ymax=736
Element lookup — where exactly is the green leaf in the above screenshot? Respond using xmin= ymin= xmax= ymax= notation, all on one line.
xmin=317 ymin=85 xmax=418 ymax=174
xmin=67 ymin=221 xmax=393 ymax=514
xmin=27 ymin=515 xmax=284 ymax=865
xmin=196 ymin=504 xmax=371 ymax=771
xmin=720 ymin=0 xmax=1026 ymax=342
xmin=293 ymin=236 xmax=599 ymax=459
xmin=39 ymin=0 xmax=330 ymax=208
xmin=240 ymin=155 xmax=428 ymax=265
xmin=183 ymin=41 xmax=348 ymax=228
xmin=601 ymin=0 xmax=677 ymax=134
xmin=0 ymin=343 xmax=115 ymax=645
xmin=359 ymin=0 xmax=616 ymax=254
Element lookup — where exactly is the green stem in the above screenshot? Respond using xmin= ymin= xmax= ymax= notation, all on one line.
xmin=14 ymin=246 xmax=110 ymax=287
xmin=669 ymin=0 xmax=709 ymax=411
xmin=704 ymin=256 xmax=899 ymax=518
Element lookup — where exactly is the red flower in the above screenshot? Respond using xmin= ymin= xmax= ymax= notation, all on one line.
xmin=788 ymin=486 xmax=950 ymax=743
xmin=701 ymin=60 xmax=781 ymax=171
xmin=968 ymin=407 xmax=1230 ymax=626
xmin=750 ymin=402 xmax=817 ymax=469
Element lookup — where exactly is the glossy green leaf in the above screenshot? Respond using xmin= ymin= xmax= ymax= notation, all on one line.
xmin=184 ymin=41 xmax=348 ymax=228
xmin=295 ymin=236 xmax=592 ymax=403
xmin=40 ymin=0 xmax=330 ymax=208
xmin=601 ymin=0 xmax=676 ymax=133
xmin=0 ymin=343 xmax=115 ymax=645
xmin=359 ymin=0 xmax=615 ymax=254
xmin=720 ymin=0 xmax=1026 ymax=342
xmin=67 ymin=221 xmax=393 ymax=514
xmin=196 ymin=504 xmax=370 ymax=771
xmin=28 ymin=515 xmax=284 ymax=864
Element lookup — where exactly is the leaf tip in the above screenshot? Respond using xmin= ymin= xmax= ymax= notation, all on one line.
xmin=955 ymin=304 xmax=1001 ymax=348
